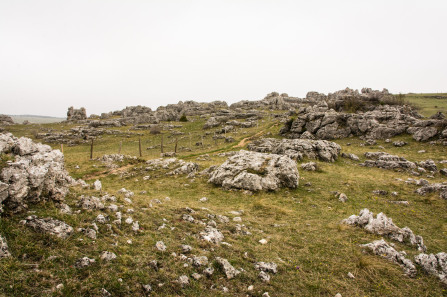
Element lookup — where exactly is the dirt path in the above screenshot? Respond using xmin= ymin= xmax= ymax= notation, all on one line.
xmin=233 ymin=130 xmax=266 ymax=148
xmin=84 ymin=164 xmax=134 ymax=180
xmin=233 ymin=122 xmax=280 ymax=148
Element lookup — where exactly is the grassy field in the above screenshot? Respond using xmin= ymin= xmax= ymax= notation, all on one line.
xmin=405 ymin=93 xmax=447 ymax=117
xmin=1 ymin=96 xmax=447 ymax=296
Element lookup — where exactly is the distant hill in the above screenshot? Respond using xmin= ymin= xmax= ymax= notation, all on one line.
xmin=9 ymin=115 xmax=65 ymax=124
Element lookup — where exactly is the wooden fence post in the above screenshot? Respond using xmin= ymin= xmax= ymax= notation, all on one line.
xmin=90 ymin=139 xmax=94 ymax=160
xmin=60 ymin=144 xmax=63 ymax=154
xmin=161 ymin=134 xmax=164 ymax=153
xmin=175 ymin=138 xmax=178 ymax=153
xmin=139 ymin=137 xmax=142 ymax=157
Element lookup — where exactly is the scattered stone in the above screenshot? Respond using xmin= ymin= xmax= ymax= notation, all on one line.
xmin=347 ymin=272 xmax=355 ymax=279
xmin=200 ymin=226 xmax=224 ymax=244
xmin=78 ymin=227 xmax=97 ymax=239
xmin=77 ymin=195 xmax=105 ymax=210
xmin=0 ymin=234 xmax=11 ymax=258
xmin=142 ymin=284 xmax=152 ymax=293
xmin=361 ymin=152 xmax=416 ymax=171
xmin=248 ymin=138 xmax=341 ymax=162
xmin=255 ymin=262 xmax=278 ymax=273
xmin=338 ymin=193 xmax=348 ymax=203
xmin=414 ymin=252 xmax=447 ymax=285
xmin=199 ymin=197 xmax=208 ymax=202
xmin=94 ymin=180 xmax=102 ymax=191
xmin=388 ymin=200 xmax=409 ymax=206
xmin=191 ymin=273 xmax=202 ymax=280
xmin=181 ymin=245 xmax=192 ymax=253
xmin=208 ymin=150 xmax=299 ymax=191
xmin=301 ymin=162 xmax=318 ymax=171
xmin=156 ymin=241 xmax=167 ymax=251
xmin=343 ymin=209 xmax=426 ymax=251
xmin=101 ymin=288 xmax=111 ymax=297
xmin=215 ymin=257 xmax=240 ymax=279
xmin=259 ymin=238 xmax=268 ymax=245
xmin=74 ymin=257 xmax=95 ymax=269
xmin=24 ymin=215 xmax=73 ymax=239
xmin=361 ymin=239 xmax=417 ymax=277
xmin=203 ymin=267 xmax=214 ymax=277
xmin=259 ymin=271 xmax=270 ymax=282
xmin=178 ymin=275 xmax=189 ymax=287
xmin=393 ymin=141 xmax=408 ymax=147
xmin=193 ymin=256 xmax=209 ymax=267
xmin=100 ymin=251 xmax=117 ymax=262
xmin=341 ymin=152 xmax=360 ymax=161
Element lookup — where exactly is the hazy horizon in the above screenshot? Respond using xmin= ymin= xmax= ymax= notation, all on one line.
xmin=2 ymin=0 xmax=446 ymax=117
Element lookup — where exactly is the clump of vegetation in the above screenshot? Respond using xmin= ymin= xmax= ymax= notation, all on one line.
xmin=179 ymin=114 xmax=188 ymax=122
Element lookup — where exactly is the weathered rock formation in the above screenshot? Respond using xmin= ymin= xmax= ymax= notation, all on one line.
xmin=415 ymin=252 xmax=447 ymax=284
xmin=361 ymin=239 xmax=417 ymax=277
xmin=0 ymin=133 xmax=73 ymax=213
xmin=208 ymin=150 xmax=299 ymax=191
xmin=67 ymin=107 xmax=87 ymax=121
xmin=343 ymin=208 xmax=426 ymax=251
xmin=247 ymin=138 xmax=341 ymax=162
xmin=22 ymin=215 xmax=73 ymax=239
xmin=0 ymin=115 xmax=14 ymax=126
xmin=360 ymin=152 xmax=417 ymax=171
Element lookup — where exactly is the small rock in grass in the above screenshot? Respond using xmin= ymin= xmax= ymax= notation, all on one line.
xmin=259 ymin=239 xmax=268 ymax=245
xmin=142 ymin=284 xmax=152 ymax=293
xmin=178 ymin=275 xmax=189 ymax=287
xmin=259 ymin=271 xmax=270 ymax=282
xmin=156 ymin=241 xmax=166 ymax=251
xmin=100 ymin=251 xmax=117 ymax=262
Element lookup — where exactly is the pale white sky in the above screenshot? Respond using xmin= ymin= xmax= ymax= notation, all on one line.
xmin=1 ymin=0 xmax=446 ymax=117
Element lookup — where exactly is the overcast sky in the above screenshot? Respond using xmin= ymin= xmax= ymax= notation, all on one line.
xmin=1 ymin=0 xmax=446 ymax=117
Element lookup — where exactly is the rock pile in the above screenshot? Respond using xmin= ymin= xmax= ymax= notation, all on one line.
xmin=208 ymin=150 xmax=299 ymax=191
xmin=343 ymin=208 xmax=426 ymax=251
xmin=0 ymin=133 xmax=73 ymax=213
xmin=247 ymin=138 xmax=341 ymax=162
xmin=360 ymin=152 xmax=417 ymax=171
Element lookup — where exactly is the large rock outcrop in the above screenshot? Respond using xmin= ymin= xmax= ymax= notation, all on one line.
xmin=0 ymin=133 xmax=73 ymax=213
xmin=208 ymin=150 xmax=299 ymax=191
xmin=247 ymin=138 xmax=341 ymax=162
xmin=0 ymin=115 xmax=14 ymax=126
xmin=67 ymin=107 xmax=87 ymax=121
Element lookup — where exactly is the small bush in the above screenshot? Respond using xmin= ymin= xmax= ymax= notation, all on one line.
xmin=179 ymin=114 xmax=188 ymax=122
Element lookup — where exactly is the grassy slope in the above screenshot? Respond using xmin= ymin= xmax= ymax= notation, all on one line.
xmin=405 ymin=93 xmax=447 ymax=117
xmin=1 ymin=98 xmax=447 ymax=296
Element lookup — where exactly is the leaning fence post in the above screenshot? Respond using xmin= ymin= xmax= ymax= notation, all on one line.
xmin=90 ymin=139 xmax=94 ymax=160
